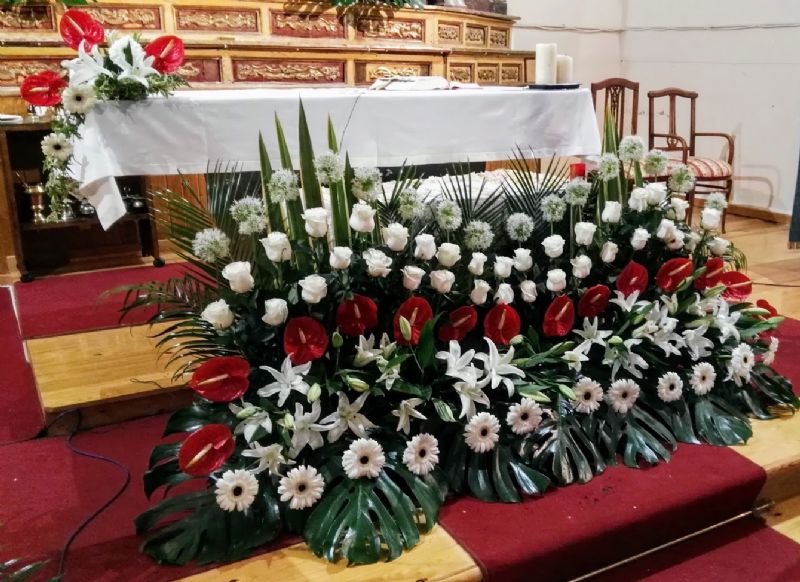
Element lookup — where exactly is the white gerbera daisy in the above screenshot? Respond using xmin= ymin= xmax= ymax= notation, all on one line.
xmin=230 ymin=196 xmax=267 ymax=235
xmin=563 ymin=178 xmax=591 ymax=206
xmin=342 ymin=438 xmax=385 ymax=479
xmin=573 ymin=377 xmax=603 ymax=413
xmin=643 ymin=149 xmax=668 ymax=176
xmin=62 ymin=84 xmax=97 ymax=115
xmin=268 ymin=169 xmax=300 ymax=203
xmin=215 ymin=469 xmax=259 ymax=512
xmin=506 ymin=398 xmax=543 ymax=435
xmin=607 ymin=379 xmax=640 ymax=414
xmin=596 ymin=153 xmax=621 ymax=182
xmin=192 ymin=228 xmax=230 ymax=263
xmin=690 ymin=362 xmax=717 ymax=395
xmin=541 ymin=193 xmax=567 ymax=222
xmin=41 ymin=133 xmax=72 ymax=162
xmin=402 ymin=433 xmax=440 ymax=476
xmin=435 ymin=199 xmax=463 ymax=231
xmin=278 ymin=465 xmax=325 ymax=510
xmin=618 ymin=136 xmax=646 ymax=163
xmin=763 ymin=337 xmax=779 ymax=366
xmin=463 ymin=220 xmax=495 ymax=251
xmin=506 ymin=212 xmax=535 ymax=242
xmin=656 ymin=372 xmax=684 ymax=403
xmin=464 ymin=412 xmax=500 ymax=453
xmin=727 ymin=343 xmax=755 ymax=386
xmin=351 ymin=167 xmax=382 ymax=202
xmin=315 ymin=150 xmax=345 ymax=186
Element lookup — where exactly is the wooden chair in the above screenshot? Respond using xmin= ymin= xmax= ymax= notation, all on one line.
xmin=648 ymin=87 xmax=735 ymax=230
xmin=591 ymin=78 xmax=640 ymax=142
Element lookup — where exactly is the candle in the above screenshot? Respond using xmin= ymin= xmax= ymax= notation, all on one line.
xmin=535 ymin=43 xmax=557 ymax=85
xmin=570 ymin=162 xmax=586 ymax=179
xmin=556 ymin=55 xmax=574 ymax=84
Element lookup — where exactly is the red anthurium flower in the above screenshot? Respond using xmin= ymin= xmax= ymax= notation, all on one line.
xmin=188 ymin=356 xmax=250 ymax=402
xmin=284 ymin=316 xmax=329 ymax=365
xmin=336 ymin=294 xmax=379 ymax=337
xmin=178 ymin=424 xmax=234 ymax=476
xmin=145 ymin=35 xmax=185 ymax=73
xmin=756 ymin=299 xmax=779 ymax=319
xmin=720 ymin=271 xmax=752 ymax=301
xmin=19 ymin=71 xmax=67 ymax=107
xmin=543 ymin=295 xmax=575 ymax=337
xmin=393 ymin=296 xmax=433 ymax=346
xmin=438 ymin=306 xmax=479 ymax=342
xmin=616 ymin=261 xmax=649 ymax=297
xmin=483 ymin=304 xmax=521 ymax=346
xmin=694 ymin=257 xmax=725 ymax=291
xmin=578 ymin=285 xmax=610 ymax=319
xmin=59 ymin=9 xmax=105 ymax=51
xmin=656 ymin=258 xmax=694 ymax=293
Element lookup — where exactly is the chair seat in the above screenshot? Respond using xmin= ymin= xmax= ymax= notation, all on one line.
xmin=668 ymin=157 xmax=732 ymax=179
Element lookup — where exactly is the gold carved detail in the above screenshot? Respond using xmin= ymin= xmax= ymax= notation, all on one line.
xmin=368 ymin=64 xmax=424 ymax=80
xmin=0 ymin=7 xmax=52 ymax=30
xmin=490 ymin=29 xmax=509 ymax=47
xmin=83 ymin=7 xmax=160 ymax=30
xmin=437 ymin=22 xmax=460 ymax=43
xmin=0 ymin=59 xmax=61 ymax=85
xmin=273 ymin=13 xmax=339 ymax=34
xmin=465 ymin=25 xmax=486 ymax=45
xmin=176 ymin=62 xmax=201 ymax=77
xmin=449 ymin=65 xmax=472 ymax=84
xmin=477 ymin=66 xmax=498 ymax=83
xmin=501 ymin=65 xmax=521 ymax=83
xmin=235 ymin=62 xmax=342 ymax=83
xmin=176 ymin=8 xmax=258 ymax=32
xmin=357 ymin=18 xmax=423 ymax=41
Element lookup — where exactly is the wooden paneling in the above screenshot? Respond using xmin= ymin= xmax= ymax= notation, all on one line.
xmin=82 ymin=4 xmax=163 ymax=30
xmin=175 ymin=6 xmax=260 ymax=33
xmin=232 ymin=58 xmax=345 ymax=83
xmin=0 ymin=5 xmax=55 ymax=31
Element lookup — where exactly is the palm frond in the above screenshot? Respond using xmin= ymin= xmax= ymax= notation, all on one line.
xmin=503 ymin=150 xmax=569 ymax=239
xmin=440 ymin=162 xmax=505 ymax=230
xmin=376 ymin=162 xmax=420 ymax=227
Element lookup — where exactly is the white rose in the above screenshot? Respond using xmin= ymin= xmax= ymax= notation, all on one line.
xmin=471 ymin=279 xmax=491 ymax=305
xmin=430 ymin=269 xmax=456 ymax=294
xmin=302 ymin=207 xmax=329 ymax=238
xmin=546 ymin=269 xmax=567 ymax=292
xmin=403 ymin=266 xmax=425 ymax=291
xmin=601 ymin=241 xmax=619 ymax=263
xmin=202 ymin=299 xmax=234 ymax=330
xmin=495 ymin=283 xmax=514 ymax=305
xmin=701 ymin=207 xmax=722 ymax=230
xmin=262 ymin=298 xmax=289 ymax=326
xmin=261 ymin=232 xmax=292 ymax=263
xmin=708 ymin=236 xmax=730 ymax=256
xmin=222 ymin=261 xmax=255 ymax=294
xmin=630 ymin=228 xmax=651 ymax=251
xmin=665 ymin=229 xmax=686 ymax=250
xmin=329 ymin=246 xmax=353 ymax=270
xmin=629 ymin=188 xmax=649 ymax=212
xmin=574 ymin=222 xmax=597 ymax=246
xmin=468 ymin=252 xmax=487 ymax=276
xmin=494 ymin=256 xmax=514 ymax=279
xmin=602 ymin=201 xmax=622 ymax=223
xmin=656 ymin=219 xmax=677 ymax=240
xmin=670 ymin=198 xmax=689 ymax=221
xmin=571 ymin=255 xmax=592 ymax=279
xmin=542 ymin=234 xmax=565 ymax=258
xmin=349 ymin=202 xmax=376 ymax=233
xmin=363 ymin=248 xmax=392 ymax=278
xmin=414 ymin=234 xmax=437 ymax=261
xmin=382 ymin=222 xmax=409 ymax=252
xmin=299 ymin=274 xmax=327 ymax=304
xmin=646 ymin=183 xmax=667 ymax=206
xmin=519 ymin=280 xmax=538 ymax=303
xmin=685 ymin=231 xmax=702 ymax=252
xmin=513 ymin=248 xmax=533 ymax=272
xmin=436 ymin=242 xmax=462 ymax=268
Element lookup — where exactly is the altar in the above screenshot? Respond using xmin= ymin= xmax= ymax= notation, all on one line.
xmin=74 ymin=86 xmax=601 ymax=227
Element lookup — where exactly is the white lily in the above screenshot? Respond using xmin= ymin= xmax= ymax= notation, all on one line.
xmin=436 ymin=341 xmax=476 ymax=381
xmin=474 ymin=338 xmax=524 ymax=397
xmin=683 ymin=325 xmax=714 ymax=360
xmin=241 ymin=442 xmax=293 ymax=475
xmin=573 ymin=317 xmax=612 ymax=353
xmin=453 ymin=366 xmax=491 ymax=419
xmin=229 ymin=401 xmax=272 ymax=443
xmin=392 ymin=398 xmax=427 ymax=434
xmin=318 ymin=392 xmax=375 ymax=442
xmin=376 ymin=358 xmax=402 ymax=390
xmin=713 ymin=299 xmax=741 ymax=342
xmin=289 ymin=401 xmax=330 ymax=457
xmin=380 ymin=333 xmax=398 ymax=359
xmin=610 ymin=290 xmax=648 ymax=313
xmin=258 ymin=357 xmax=312 ymax=407
xmin=108 ymin=36 xmax=158 ymax=87
xmin=61 ymin=42 xmax=113 ymax=86
xmin=602 ymin=338 xmax=649 ymax=380
xmin=563 ymin=350 xmax=590 ymax=372
xmin=354 ymin=335 xmax=381 ymax=367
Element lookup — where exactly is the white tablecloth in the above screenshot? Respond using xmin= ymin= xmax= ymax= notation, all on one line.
xmin=71 ymin=87 xmax=601 ymax=228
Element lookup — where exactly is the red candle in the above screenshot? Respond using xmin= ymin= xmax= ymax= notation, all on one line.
xmin=570 ymin=162 xmax=587 ymax=179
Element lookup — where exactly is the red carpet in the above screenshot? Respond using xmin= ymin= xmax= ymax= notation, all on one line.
xmin=0 ymin=287 xmax=44 ymax=444
xmin=13 ymin=263 xmax=186 ymax=339
xmin=774 ymin=317 xmax=800 ymax=393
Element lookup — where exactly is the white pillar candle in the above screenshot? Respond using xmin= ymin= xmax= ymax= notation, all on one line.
xmin=535 ymin=43 xmax=558 ymax=85
xmin=556 ymin=55 xmax=574 ymax=84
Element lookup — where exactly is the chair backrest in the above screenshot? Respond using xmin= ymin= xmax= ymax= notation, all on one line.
xmin=648 ymin=87 xmax=698 ymax=156
xmin=590 ymin=77 xmax=640 ymax=141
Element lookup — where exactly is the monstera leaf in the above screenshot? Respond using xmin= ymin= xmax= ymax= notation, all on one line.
xmin=600 ymin=406 xmax=678 ymax=468
xmin=693 ymin=395 xmax=753 ymax=446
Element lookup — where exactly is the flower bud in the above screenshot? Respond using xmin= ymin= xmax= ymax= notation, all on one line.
xmin=307 ymin=383 xmax=322 ymax=403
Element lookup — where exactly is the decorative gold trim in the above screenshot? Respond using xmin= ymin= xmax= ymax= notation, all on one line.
xmin=234 ymin=61 xmax=343 ymax=83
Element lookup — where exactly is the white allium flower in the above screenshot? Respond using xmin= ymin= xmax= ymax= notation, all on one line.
xmin=268 ymin=169 xmax=300 ymax=203
xmin=342 ymin=438 xmax=385 ymax=479
xmin=463 ymin=220 xmax=495 ymax=251
xmin=259 ymin=357 xmax=312 ymax=407
xmin=464 ymin=412 xmax=501 ymax=453
xmin=643 ymin=149 xmax=668 ymax=176
xmin=506 ymin=398 xmax=543 ymax=435
xmin=705 ymin=192 xmax=729 ymax=211
xmin=763 ymin=337 xmax=779 ymax=367
xmin=201 ymin=299 xmax=234 ymax=330
xmin=397 ymin=187 xmax=423 ymax=221
xmin=403 ymin=433 xmax=440 ymax=476
xmin=230 ymin=197 xmax=267 ymax=235
xmin=315 ymin=150 xmax=345 ymax=186
xmin=363 ymin=248 xmax=393 ymax=278
xmin=41 ymin=133 xmax=72 ymax=162
xmin=352 ymin=167 xmax=382 ymax=202
xmin=542 ymin=234 xmax=565 ymax=258
xmin=241 ymin=442 xmax=291 ymax=475
xmin=193 ymin=228 xmax=231 ymax=262
xmin=618 ymin=135 xmax=646 ymax=163
xmin=668 ymin=164 xmax=696 ymax=193
xmin=657 ymin=372 xmax=684 ymax=403
xmin=690 ymin=362 xmax=717 ymax=395
xmin=727 ymin=343 xmax=755 ymax=386
xmin=574 ymin=378 xmax=604 ymax=413
xmin=278 ymin=465 xmax=325 ymax=510
xmin=435 ymin=199 xmax=463 ymax=231
xmin=564 ymin=178 xmax=591 ymax=206
xmin=215 ymin=469 xmax=259 ymax=512
xmin=506 ymin=213 xmax=535 ymax=242
xmin=596 ymin=153 xmax=621 ymax=182
xmin=61 ymin=84 xmax=96 ymax=115
xmin=541 ymin=193 xmax=567 ymax=222
xmin=607 ymin=379 xmax=640 ymax=414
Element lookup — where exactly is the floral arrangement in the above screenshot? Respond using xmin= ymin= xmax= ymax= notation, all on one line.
xmin=19 ymin=9 xmax=185 ymax=220
xmin=126 ymin=109 xmax=796 ymax=567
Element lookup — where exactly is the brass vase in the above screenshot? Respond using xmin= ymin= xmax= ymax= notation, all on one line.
xmin=24 ymin=183 xmax=47 ymax=224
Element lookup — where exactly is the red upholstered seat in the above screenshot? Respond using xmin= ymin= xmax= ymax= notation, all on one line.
xmin=668 ymin=156 xmax=732 ymax=178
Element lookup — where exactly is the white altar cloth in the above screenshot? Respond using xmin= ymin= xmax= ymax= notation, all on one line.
xmin=71 ymin=87 xmax=602 ymax=228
